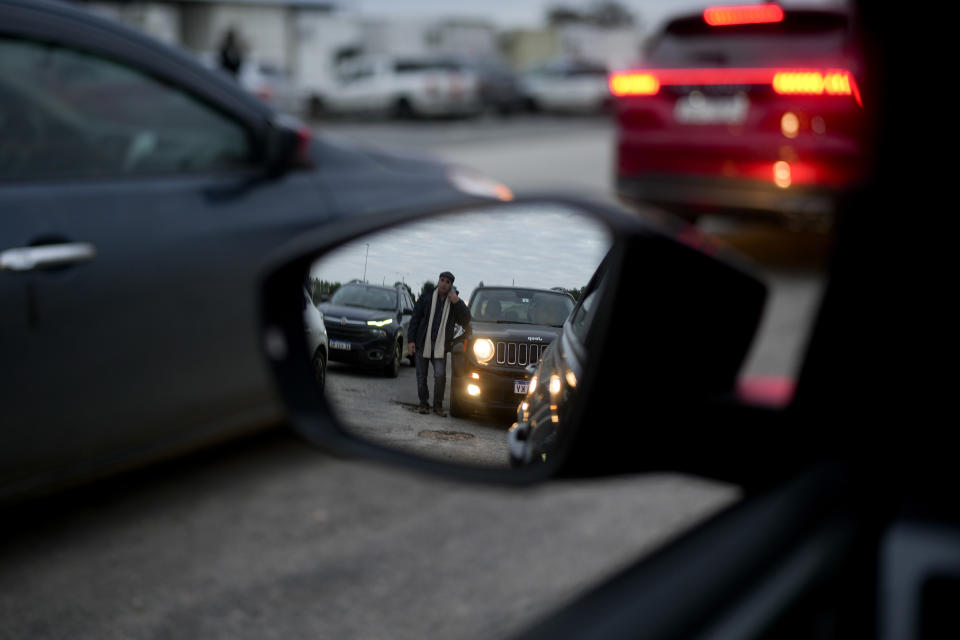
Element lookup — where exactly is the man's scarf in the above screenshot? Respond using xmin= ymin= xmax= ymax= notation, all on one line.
xmin=422 ymin=288 xmax=451 ymax=359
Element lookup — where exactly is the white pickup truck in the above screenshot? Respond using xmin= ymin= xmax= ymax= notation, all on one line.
xmin=322 ymin=56 xmax=482 ymax=118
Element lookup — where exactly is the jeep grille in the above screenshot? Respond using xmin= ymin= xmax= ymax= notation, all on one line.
xmin=495 ymin=341 xmax=548 ymax=367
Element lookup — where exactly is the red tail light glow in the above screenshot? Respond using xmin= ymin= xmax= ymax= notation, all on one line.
xmin=773 ymin=70 xmax=861 ymax=105
xmin=703 ymin=3 xmax=785 ymax=26
xmin=609 ymin=73 xmax=660 ymax=96
xmin=610 ymin=67 xmax=862 ymax=107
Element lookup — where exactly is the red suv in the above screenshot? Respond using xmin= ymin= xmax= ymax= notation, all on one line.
xmin=612 ymin=4 xmax=865 ymax=226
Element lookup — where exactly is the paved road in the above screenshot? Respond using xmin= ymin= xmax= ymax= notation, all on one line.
xmin=0 ymin=115 xmax=823 ymax=639
xmin=326 ymin=358 xmax=511 ymax=468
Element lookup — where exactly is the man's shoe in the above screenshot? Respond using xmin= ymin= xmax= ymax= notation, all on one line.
xmin=418 ymin=405 xmax=430 ymax=414
xmin=433 ymin=408 xmax=447 ymax=417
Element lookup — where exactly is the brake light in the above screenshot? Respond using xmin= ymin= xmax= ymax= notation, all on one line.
xmin=609 ymin=72 xmax=660 ymax=96
xmin=773 ymin=70 xmax=861 ymax=106
xmin=703 ymin=3 xmax=784 ymax=26
xmin=610 ymin=67 xmax=862 ymax=107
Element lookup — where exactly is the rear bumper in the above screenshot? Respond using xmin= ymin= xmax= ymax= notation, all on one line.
xmin=617 ymin=173 xmax=839 ymax=222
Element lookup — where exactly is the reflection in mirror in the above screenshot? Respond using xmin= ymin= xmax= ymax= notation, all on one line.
xmin=304 ymin=204 xmax=612 ymax=469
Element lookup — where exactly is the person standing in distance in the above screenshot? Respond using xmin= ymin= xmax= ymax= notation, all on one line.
xmin=218 ymin=28 xmax=244 ymax=78
xmin=408 ymin=272 xmax=470 ymax=416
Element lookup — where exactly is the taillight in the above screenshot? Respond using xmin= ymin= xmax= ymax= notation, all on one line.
xmin=609 ymin=72 xmax=660 ymax=96
xmin=703 ymin=3 xmax=784 ymax=26
xmin=772 ymin=70 xmax=861 ymax=106
xmin=610 ymin=67 xmax=862 ymax=107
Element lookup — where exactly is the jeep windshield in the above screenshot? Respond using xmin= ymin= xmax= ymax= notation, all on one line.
xmin=470 ymin=289 xmax=574 ymax=327
xmin=328 ymin=285 xmax=397 ymax=312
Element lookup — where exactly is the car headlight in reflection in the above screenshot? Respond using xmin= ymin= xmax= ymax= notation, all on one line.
xmin=473 ymin=338 xmax=495 ymax=363
xmin=367 ymin=318 xmax=393 ymax=327
xmin=467 ymin=384 xmax=481 ymax=396
xmin=529 ymin=376 xmax=538 ymax=394
xmin=549 ymin=375 xmax=562 ymax=395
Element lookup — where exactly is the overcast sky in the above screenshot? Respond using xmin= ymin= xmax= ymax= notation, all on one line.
xmin=310 ymin=204 xmax=611 ymax=304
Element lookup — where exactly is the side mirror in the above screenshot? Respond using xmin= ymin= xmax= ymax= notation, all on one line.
xmin=402 ymin=307 xmax=414 ymax=315
xmin=259 ymin=196 xmax=767 ymax=484
xmin=264 ymin=114 xmax=314 ymax=177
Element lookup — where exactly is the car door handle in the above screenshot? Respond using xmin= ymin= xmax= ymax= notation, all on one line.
xmin=0 ymin=243 xmax=97 ymax=272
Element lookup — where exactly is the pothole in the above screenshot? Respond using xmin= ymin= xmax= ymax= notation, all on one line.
xmin=418 ymin=430 xmax=475 ymax=441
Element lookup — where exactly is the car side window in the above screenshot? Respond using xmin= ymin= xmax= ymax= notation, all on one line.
xmin=570 ymin=272 xmax=607 ymax=342
xmin=0 ymin=37 xmax=254 ymax=182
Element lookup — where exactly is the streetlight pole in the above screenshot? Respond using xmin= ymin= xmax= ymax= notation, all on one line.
xmin=362 ymin=243 xmax=369 ymax=282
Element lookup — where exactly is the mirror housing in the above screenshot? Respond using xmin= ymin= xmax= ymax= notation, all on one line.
xmin=259 ymin=195 xmax=768 ymax=485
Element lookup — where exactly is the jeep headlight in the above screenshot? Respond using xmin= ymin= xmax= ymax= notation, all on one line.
xmin=473 ymin=338 xmax=495 ymax=363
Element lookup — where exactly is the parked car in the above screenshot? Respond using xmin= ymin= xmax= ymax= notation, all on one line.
xmin=453 ymin=56 xmax=526 ymax=115
xmin=238 ymin=59 xmax=301 ymax=116
xmin=322 ymin=55 xmax=482 ymax=119
xmin=449 ymin=283 xmax=576 ymax=418
xmin=0 ymin=0 xmax=507 ymax=498
xmin=508 ymin=260 xmax=608 ymax=466
xmin=317 ymin=282 xmax=415 ymax=377
xmin=520 ymin=58 xmax=612 ymax=113
xmin=303 ymin=286 xmax=329 ymax=392
xmin=610 ymin=5 xmax=865 ymax=226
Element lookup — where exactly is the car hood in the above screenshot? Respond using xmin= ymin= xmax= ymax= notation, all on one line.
xmin=469 ymin=321 xmax=561 ymax=343
xmin=310 ymin=134 xmax=507 ymax=218
xmin=317 ymin=304 xmax=395 ymax=323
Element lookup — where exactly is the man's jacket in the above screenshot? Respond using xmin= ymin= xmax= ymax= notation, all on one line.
xmin=409 ymin=289 xmax=471 ymax=355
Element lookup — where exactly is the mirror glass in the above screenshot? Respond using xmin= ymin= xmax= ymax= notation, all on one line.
xmin=304 ymin=203 xmax=612 ymax=468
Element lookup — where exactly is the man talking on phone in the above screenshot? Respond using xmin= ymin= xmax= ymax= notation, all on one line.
xmin=408 ymin=271 xmax=471 ymax=416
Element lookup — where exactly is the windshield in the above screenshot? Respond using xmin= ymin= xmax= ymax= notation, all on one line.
xmin=470 ymin=289 xmax=574 ymax=327
xmin=329 ymin=285 xmax=397 ymax=311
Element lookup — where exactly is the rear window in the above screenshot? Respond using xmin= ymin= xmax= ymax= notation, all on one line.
xmin=647 ymin=11 xmax=851 ymax=66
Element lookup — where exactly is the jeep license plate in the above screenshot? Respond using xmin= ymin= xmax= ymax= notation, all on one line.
xmin=514 ymin=381 xmax=529 ymax=394
xmin=330 ymin=340 xmax=351 ymax=351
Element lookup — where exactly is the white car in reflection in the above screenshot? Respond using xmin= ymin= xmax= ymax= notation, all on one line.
xmin=304 ymin=287 xmax=329 ymax=392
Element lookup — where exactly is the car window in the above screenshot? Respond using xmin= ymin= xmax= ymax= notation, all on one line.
xmin=471 ymin=290 xmax=574 ymax=326
xmin=0 ymin=37 xmax=254 ymax=182
xmin=394 ymin=60 xmax=459 ymax=73
xmin=570 ymin=269 xmax=607 ymax=342
xmin=648 ymin=11 xmax=850 ymax=66
xmin=329 ymin=285 xmax=397 ymax=311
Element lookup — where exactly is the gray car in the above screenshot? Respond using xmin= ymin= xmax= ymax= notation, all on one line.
xmin=0 ymin=0 xmax=503 ymax=498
